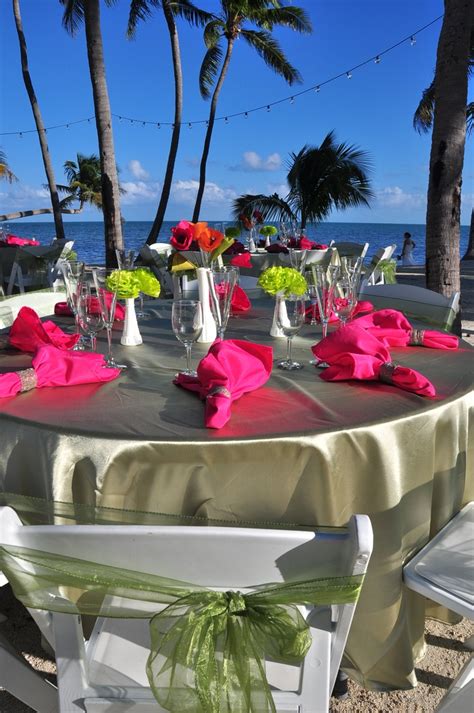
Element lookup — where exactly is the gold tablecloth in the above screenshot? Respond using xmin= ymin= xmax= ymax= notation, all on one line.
xmin=0 ymin=299 xmax=472 ymax=690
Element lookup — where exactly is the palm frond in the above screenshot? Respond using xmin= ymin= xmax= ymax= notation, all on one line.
xmin=199 ymin=43 xmax=224 ymax=98
xmin=127 ymin=0 xmax=160 ymax=38
xmin=204 ymin=18 xmax=225 ymax=48
xmin=232 ymin=193 xmax=295 ymax=223
xmin=254 ymin=6 xmax=312 ymax=33
xmin=467 ymin=102 xmax=474 ymax=135
xmin=59 ymin=0 xmax=84 ymax=36
xmin=413 ymin=80 xmax=435 ymax=134
xmin=170 ymin=0 xmax=214 ymax=27
xmin=240 ymin=29 xmax=301 ymax=84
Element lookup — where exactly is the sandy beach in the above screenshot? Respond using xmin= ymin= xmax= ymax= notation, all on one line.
xmin=1 ymin=264 xmax=473 ymax=712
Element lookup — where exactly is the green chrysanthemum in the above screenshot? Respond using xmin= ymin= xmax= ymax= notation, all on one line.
xmin=259 ymin=225 xmax=278 ymax=237
xmin=106 ymin=269 xmax=161 ymax=299
xmin=258 ymin=266 xmax=307 ymax=297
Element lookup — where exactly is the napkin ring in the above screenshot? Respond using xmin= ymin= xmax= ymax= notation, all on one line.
xmin=379 ymin=361 xmax=398 ymax=385
xmin=18 ymin=368 xmax=37 ymax=393
xmin=208 ymin=386 xmax=231 ymax=399
xmin=409 ymin=329 xmax=425 ymax=346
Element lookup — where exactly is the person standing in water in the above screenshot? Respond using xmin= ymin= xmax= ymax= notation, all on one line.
xmin=398 ymin=232 xmax=416 ymax=266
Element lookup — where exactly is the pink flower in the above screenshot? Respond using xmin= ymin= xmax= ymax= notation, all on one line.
xmin=170 ymin=220 xmax=194 ymax=251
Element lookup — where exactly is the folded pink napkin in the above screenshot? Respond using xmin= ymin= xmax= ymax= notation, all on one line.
xmin=230 ymin=253 xmax=252 ymax=268
xmin=305 ymin=299 xmax=373 ymax=324
xmin=354 ymin=309 xmax=458 ymax=349
xmin=54 ymin=297 xmax=125 ymax=321
xmin=9 ymin=307 xmax=80 ymax=352
xmin=299 ymin=237 xmax=328 ymax=250
xmin=312 ymin=323 xmax=436 ymax=397
xmin=174 ymin=339 xmax=273 ymax=428
xmin=0 ymin=345 xmax=120 ymax=398
xmin=2 ymin=234 xmax=40 ymax=246
xmin=231 ymin=285 xmax=251 ymax=313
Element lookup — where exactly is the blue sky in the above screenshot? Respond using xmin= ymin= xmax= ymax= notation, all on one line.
xmin=0 ymin=0 xmax=472 ymax=224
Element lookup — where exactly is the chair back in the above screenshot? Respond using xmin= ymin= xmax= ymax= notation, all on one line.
xmin=0 ymin=508 xmax=372 ymax=712
xmin=139 ymin=244 xmax=174 ymax=296
xmin=364 ymin=244 xmax=397 ymax=285
xmin=359 ymin=283 xmax=460 ymax=330
xmin=332 ymin=241 xmax=369 ymax=259
xmin=0 ymin=289 xmax=64 ymax=327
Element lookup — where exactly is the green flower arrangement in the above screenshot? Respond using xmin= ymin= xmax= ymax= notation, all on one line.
xmin=259 ymin=225 xmax=278 ymax=238
xmin=106 ymin=268 xmax=161 ymax=300
xmin=258 ymin=266 xmax=307 ymax=297
xmin=224 ymin=226 xmax=241 ymax=239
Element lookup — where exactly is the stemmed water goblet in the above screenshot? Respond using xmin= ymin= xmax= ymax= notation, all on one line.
xmin=209 ymin=267 xmax=238 ymax=339
xmin=92 ymin=267 xmax=127 ymax=369
xmin=310 ymin=265 xmax=340 ymax=366
xmin=289 ymin=248 xmax=308 ymax=274
xmin=307 ymin=283 xmax=319 ymax=326
xmin=60 ymin=260 xmax=86 ymax=350
xmin=276 ymin=294 xmax=306 ymax=370
xmin=171 ymin=299 xmax=203 ymax=377
xmin=332 ymin=276 xmax=356 ymax=327
xmin=76 ymin=281 xmax=104 ymax=351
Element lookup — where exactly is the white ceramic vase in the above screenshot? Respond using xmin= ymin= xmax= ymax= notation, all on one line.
xmin=196 ymin=267 xmax=217 ymax=343
xmin=270 ymin=294 xmax=289 ymax=338
xmin=120 ymin=298 xmax=143 ymax=346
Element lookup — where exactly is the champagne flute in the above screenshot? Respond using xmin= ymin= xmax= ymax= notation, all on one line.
xmin=311 ymin=265 xmax=340 ymax=366
xmin=289 ymin=248 xmax=308 ymax=274
xmin=333 ymin=276 xmax=356 ymax=327
xmin=209 ymin=267 xmax=238 ymax=339
xmin=276 ymin=295 xmax=306 ymax=370
xmin=172 ymin=299 xmax=203 ymax=377
xmin=76 ymin=282 xmax=104 ymax=351
xmin=92 ymin=267 xmax=127 ymax=369
xmin=307 ymin=284 xmax=319 ymax=326
xmin=60 ymin=260 xmax=86 ymax=350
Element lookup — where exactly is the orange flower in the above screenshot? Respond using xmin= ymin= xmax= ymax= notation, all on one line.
xmin=195 ymin=225 xmax=224 ymax=252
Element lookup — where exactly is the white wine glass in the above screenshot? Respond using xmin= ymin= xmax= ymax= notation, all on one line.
xmin=276 ymin=295 xmax=306 ymax=371
xmin=60 ymin=260 xmax=86 ymax=350
xmin=172 ymin=299 xmax=203 ymax=377
xmin=333 ymin=276 xmax=356 ymax=327
xmin=92 ymin=268 xmax=127 ymax=369
xmin=311 ymin=265 xmax=340 ymax=366
xmin=209 ymin=267 xmax=238 ymax=339
xmin=289 ymin=248 xmax=308 ymax=274
xmin=76 ymin=282 xmax=104 ymax=351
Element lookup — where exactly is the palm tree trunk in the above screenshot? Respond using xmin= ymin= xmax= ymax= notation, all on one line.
xmin=425 ymin=0 xmax=473 ymax=320
xmin=12 ymin=0 xmax=65 ymax=241
xmin=84 ymin=0 xmax=124 ymax=266
xmin=461 ymin=208 xmax=474 ymax=260
xmin=1 ymin=207 xmax=82 ymax=221
xmin=146 ymin=1 xmax=182 ymax=245
xmin=192 ymin=38 xmax=234 ymax=222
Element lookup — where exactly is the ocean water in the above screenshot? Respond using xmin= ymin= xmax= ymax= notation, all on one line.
xmin=2 ymin=220 xmax=470 ymax=266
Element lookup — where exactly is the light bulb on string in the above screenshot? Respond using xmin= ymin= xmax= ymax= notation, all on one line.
xmin=290 ymin=96 xmax=295 ymax=104
xmin=157 ymin=123 xmax=160 ymax=129
xmin=142 ymin=122 xmax=146 ymax=127
xmin=374 ymin=55 xmax=381 ymax=64
xmin=266 ymin=105 xmax=271 ymax=112
xmin=19 ymin=132 xmax=23 ymax=138
xmin=188 ymin=122 xmax=192 ymax=129
xmin=346 ymin=71 xmax=352 ymax=79
xmin=225 ymin=117 xmax=229 ymax=124
xmin=244 ymin=112 xmax=248 ymax=119
xmin=315 ymin=85 xmax=320 ymax=93
xmin=410 ymin=35 xmax=416 ymax=45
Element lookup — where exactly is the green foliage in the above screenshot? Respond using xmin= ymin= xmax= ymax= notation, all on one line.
xmin=106 ymin=268 xmax=161 ymax=299
xmin=377 ymin=259 xmax=397 ymax=284
xmin=224 ymin=226 xmax=240 ymax=238
xmin=259 ymin=225 xmax=278 ymax=237
xmin=258 ymin=266 xmax=307 ymax=297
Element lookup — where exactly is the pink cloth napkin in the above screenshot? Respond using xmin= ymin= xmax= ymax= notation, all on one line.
xmin=230 ymin=253 xmax=252 ymax=268
xmin=54 ymin=297 xmax=125 ymax=321
xmin=312 ymin=323 xmax=436 ymax=397
xmin=354 ymin=309 xmax=458 ymax=349
xmin=2 ymin=234 xmax=40 ymax=246
xmin=0 ymin=345 xmax=120 ymax=398
xmin=9 ymin=307 xmax=80 ymax=352
xmin=231 ymin=285 xmax=251 ymax=313
xmin=174 ymin=339 xmax=273 ymax=428
xmin=305 ymin=300 xmax=373 ymax=324
xmin=299 ymin=237 xmax=328 ymax=250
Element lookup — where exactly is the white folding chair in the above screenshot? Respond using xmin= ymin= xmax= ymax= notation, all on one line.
xmin=363 ymin=244 xmax=397 ymax=286
xmin=332 ymin=242 xmax=369 ymax=259
xmin=404 ymin=503 xmax=473 ymax=712
xmin=0 ymin=508 xmax=373 ymax=713
xmin=358 ymin=283 xmax=460 ymax=331
xmin=48 ymin=240 xmax=75 ymax=290
xmin=0 ymin=289 xmax=64 ymax=328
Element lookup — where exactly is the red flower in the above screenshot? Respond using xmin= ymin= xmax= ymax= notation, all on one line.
xmin=170 ymin=220 xmax=194 ymax=251
xmin=252 ymin=210 xmax=263 ymax=224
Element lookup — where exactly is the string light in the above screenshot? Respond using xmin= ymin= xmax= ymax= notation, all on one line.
xmin=0 ymin=15 xmax=441 ymax=138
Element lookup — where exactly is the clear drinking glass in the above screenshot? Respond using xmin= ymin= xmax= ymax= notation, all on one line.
xmin=333 ymin=276 xmax=356 ymax=326
xmin=115 ymin=249 xmax=135 ymax=269
xmin=209 ymin=267 xmax=238 ymax=339
xmin=92 ymin=267 xmax=127 ymax=369
xmin=171 ymin=299 xmax=203 ymax=377
xmin=308 ymin=284 xmax=319 ymax=326
xmin=289 ymin=248 xmax=308 ymax=274
xmin=311 ymin=265 xmax=340 ymax=366
xmin=60 ymin=260 xmax=86 ymax=350
xmin=276 ymin=295 xmax=306 ymax=370
xmin=76 ymin=282 xmax=104 ymax=351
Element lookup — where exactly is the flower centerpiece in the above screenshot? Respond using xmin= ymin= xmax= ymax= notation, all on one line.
xmin=258 ymin=266 xmax=307 ymax=337
xmin=259 ymin=225 xmax=278 ymax=248
xmin=239 ymin=210 xmax=263 ymax=252
xmin=106 ymin=268 xmax=161 ymax=346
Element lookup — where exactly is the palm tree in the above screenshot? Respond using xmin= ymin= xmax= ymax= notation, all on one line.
xmin=425 ymin=0 xmax=473 ymax=316
xmin=0 ymin=150 xmax=18 ymax=183
xmin=127 ymin=1 xmax=211 ymax=246
xmin=58 ymin=153 xmax=103 ymax=211
xmin=12 ymin=0 xmax=66 ymax=240
xmin=60 ymin=0 xmax=124 ymax=266
xmin=192 ymin=0 xmax=312 ymax=222
xmin=414 ymin=26 xmax=474 ymax=261
xmin=233 ymin=131 xmax=373 ymax=228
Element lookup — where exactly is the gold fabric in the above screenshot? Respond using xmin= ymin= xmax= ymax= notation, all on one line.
xmin=0 ymin=299 xmax=472 ymax=690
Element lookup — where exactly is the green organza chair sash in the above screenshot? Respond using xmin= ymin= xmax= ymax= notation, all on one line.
xmin=0 ymin=543 xmax=363 ymax=713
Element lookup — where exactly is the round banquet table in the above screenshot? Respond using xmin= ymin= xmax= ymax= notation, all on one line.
xmin=0 ymin=298 xmax=472 ymax=691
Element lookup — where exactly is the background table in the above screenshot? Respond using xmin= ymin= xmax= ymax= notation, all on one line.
xmin=0 ymin=299 xmax=472 ymax=690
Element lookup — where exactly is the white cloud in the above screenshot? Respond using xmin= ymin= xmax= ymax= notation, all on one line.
xmin=120 ymin=181 xmax=160 ymax=204
xmin=171 ymin=179 xmax=237 ymax=205
xmin=376 ymin=186 xmax=425 ymax=209
xmin=0 ymin=184 xmax=50 ymax=210
xmin=232 ymin=151 xmax=282 ymax=172
xmin=266 ymin=181 xmax=288 ymax=197
xmin=128 ymin=159 xmax=149 ymax=180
